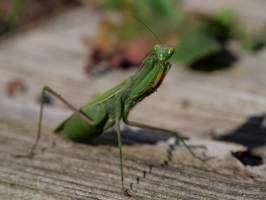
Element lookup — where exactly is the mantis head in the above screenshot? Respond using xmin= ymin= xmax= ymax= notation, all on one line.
xmin=153 ymin=44 xmax=175 ymax=62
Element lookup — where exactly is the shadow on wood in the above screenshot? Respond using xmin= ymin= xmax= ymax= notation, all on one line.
xmin=215 ymin=113 xmax=266 ymax=166
xmin=189 ymin=48 xmax=238 ymax=72
xmin=75 ymin=126 xmax=190 ymax=146
xmin=215 ymin=113 xmax=266 ymax=149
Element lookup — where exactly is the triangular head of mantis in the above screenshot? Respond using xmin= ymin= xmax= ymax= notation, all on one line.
xmin=153 ymin=44 xmax=175 ymax=62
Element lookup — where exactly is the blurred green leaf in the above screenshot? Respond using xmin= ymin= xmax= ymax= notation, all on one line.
xmin=102 ymin=0 xmax=185 ymax=38
xmin=236 ymin=25 xmax=260 ymax=51
xmin=174 ymin=30 xmax=221 ymax=64
xmin=263 ymin=25 xmax=266 ymax=43
xmin=7 ymin=0 xmax=23 ymax=27
xmin=101 ymin=0 xmax=126 ymax=10
xmin=202 ymin=8 xmax=235 ymax=43
xmin=0 ymin=0 xmax=23 ymax=36
xmin=214 ymin=8 xmax=235 ymax=27
xmin=98 ymin=0 xmax=266 ymax=68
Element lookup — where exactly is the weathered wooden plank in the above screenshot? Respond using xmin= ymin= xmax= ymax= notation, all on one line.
xmin=0 ymin=118 xmax=265 ymax=200
xmin=0 ymin=1 xmax=266 ymax=199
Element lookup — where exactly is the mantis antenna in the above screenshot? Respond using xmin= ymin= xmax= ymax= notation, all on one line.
xmin=123 ymin=13 xmax=162 ymax=44
xmin=123 ymin=14 xmax=178 ymax=49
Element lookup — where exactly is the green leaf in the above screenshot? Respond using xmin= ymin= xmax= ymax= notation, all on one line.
xmin=263 ymin=25 xmax=266 ymax=43
xmin=101 ymin=0 xmax=126 ymax=10
xmin=202 ymin=8 xmax=235 ymax=42
xmin=101 ymin=0 xmax=183 ymax=35
xmin=214 ymin=8 xmax=235 ymax=27
xmin=174 ymin=30 xmax=221 ymax=64
xmin=236 ymin=25 xmax=259 ymax=51
xmin=7 ymin=0 xmax=23 ymax=27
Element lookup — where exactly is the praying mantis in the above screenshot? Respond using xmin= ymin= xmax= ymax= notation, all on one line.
xmin=19 ymin=18 xmax=206 ymax=195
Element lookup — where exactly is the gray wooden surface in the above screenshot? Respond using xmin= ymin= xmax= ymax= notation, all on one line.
xmin=1 ymin=1 xmax=266 ymax=199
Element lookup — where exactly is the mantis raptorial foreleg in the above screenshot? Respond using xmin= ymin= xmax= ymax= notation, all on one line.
xmin=124 ymin=119 xmax=208 ymax=161
xmin=114 ymin=98 xmax=128 ymax=194
xmin=16 ymin=86 xmax=93 ymax=158
xmin=115 ymin=119 xmax=126 ymax=193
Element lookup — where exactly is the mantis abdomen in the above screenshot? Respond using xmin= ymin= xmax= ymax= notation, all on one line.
xmin=54 ymin=98 xmax=117 ymax=142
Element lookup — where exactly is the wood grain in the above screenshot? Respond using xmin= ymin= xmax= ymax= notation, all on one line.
xmin=0 ymin=2 xmax=266 ymax=199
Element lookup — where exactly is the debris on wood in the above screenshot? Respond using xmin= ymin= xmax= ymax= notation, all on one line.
xmin=83 ymin=24 xmax=151 ymax=74
xmin=5 ymin=78 xmax=27 ymax=97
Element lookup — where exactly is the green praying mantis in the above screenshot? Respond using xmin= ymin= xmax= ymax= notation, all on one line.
xmin=19 ymin=18 xmax=207 ymax=195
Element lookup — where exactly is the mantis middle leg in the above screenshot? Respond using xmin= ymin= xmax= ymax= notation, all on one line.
xmin=124 ymin=119 xmax=208 ymax=161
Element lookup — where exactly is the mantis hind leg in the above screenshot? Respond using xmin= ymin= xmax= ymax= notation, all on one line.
xmin=16 ymin=86 xmax=93 ymax=158
xmin=124 ymin=119 xmax=208 ymax=161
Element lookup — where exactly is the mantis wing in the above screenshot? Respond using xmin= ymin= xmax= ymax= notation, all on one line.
xmin=54 ymin=78 xmax=128 ymax=133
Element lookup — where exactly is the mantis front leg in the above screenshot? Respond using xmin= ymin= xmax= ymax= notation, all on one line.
xmin=114 ymin=97 xmax=131 ymax=195
xmin=124 ymin=119 xmax=208 ymax=162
